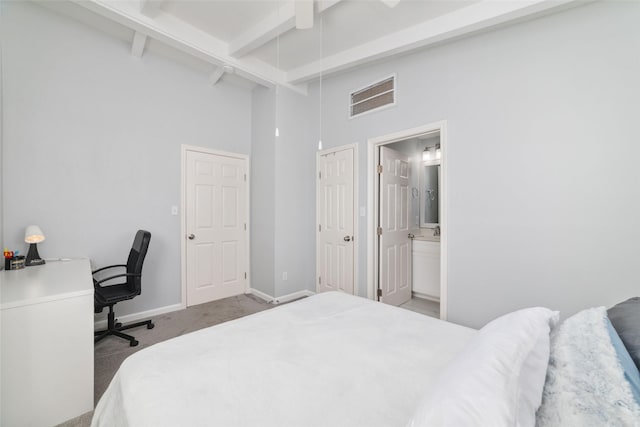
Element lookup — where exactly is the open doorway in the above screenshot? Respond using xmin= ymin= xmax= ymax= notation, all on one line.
xmin=367 ymin=122 xmax=448 ymax=320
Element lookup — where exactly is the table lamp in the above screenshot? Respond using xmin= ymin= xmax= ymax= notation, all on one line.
xmin=25 ymin=225 xmax=46 ymax=266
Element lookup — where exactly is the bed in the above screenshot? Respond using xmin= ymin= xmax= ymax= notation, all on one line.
xmin=92 ymin=292 xmax=640 ymax=427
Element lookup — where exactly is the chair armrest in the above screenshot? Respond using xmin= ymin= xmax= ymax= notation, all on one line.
xmin=94 ymin=272 xmax=141 ymax=288
xmin=92 ymin=264 xmax=127 ymax=274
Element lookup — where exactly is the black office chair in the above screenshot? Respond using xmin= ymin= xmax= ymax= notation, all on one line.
xmin=94 ymin=230 xmax=154 ymax=346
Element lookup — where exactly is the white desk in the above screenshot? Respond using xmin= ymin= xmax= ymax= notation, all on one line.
xmin=1 ymin=259 xmax=94 ymax=427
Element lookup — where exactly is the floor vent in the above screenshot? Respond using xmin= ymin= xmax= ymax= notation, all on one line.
xmin=350 ymin=75 xmax=395 ymax=118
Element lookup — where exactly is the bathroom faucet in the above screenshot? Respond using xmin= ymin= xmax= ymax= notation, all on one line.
xmin=433 ymin=225 xmax=440 ymax=236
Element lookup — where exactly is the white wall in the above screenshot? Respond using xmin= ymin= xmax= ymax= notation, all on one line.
xmin=4 ymin=1 xmax=638 ymax=327
xmin=273 ymin=88 xmax=315 ymax=297
xmin=0 ymin=2 xmax=4 ymax=256
xmin=250 ymin=86 xmax=316 ymax=298
xmin=1 ymin=2 xmax=253 ymax=314
xmin=250 ymin=87 xmax=276 ymax=297
xmin=312 ymin=1 xmax=640 ymax=328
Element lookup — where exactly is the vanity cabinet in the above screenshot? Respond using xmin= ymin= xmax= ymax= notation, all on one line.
xmin=412 ymin=240 xmax=440 ymax=300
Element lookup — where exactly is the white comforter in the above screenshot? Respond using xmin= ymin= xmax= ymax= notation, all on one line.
xmin=92 ymin=292 xmax=475 ymax=427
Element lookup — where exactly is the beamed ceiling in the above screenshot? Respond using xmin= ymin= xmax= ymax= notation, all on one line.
xmin=44 ymin=0 xmax=584 ymax=92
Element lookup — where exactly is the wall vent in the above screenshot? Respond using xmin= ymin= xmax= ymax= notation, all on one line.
xmin=349 ymin=76 xmax=395 ymax=118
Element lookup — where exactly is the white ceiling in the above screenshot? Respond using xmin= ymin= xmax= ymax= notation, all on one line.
xmin=250 ymin=0 xmax=477 ymax=70
xmin=56 ymin=0 xmax=582 ymax=92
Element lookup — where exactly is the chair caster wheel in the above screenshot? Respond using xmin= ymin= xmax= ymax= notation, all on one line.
xmin=147 ymin=323 xmax=155 ymax=330
xmin=130 ymin=340 xmax=139 ymax=347
xmin=115 ymin=322 xmax=122 ymax=328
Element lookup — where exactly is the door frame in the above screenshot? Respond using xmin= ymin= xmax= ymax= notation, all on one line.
xmin=180 ymin=144 xmax=251 ymax=308
xmin=316 ymin=142 xmax=359 ymax=294
xmin=367 ymin=121 xmax=448 ymax=320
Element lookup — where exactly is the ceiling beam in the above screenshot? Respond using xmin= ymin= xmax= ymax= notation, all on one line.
xmin=229 ymin=0 xmax=343 ymax=58
xmin=140 ymin=0 xmax=163 ymax=17
xmin=131 ymin=31 xmax=147 ymax=57
xmin=380 ymin=0 xmax=401 ymax=8
xmin=209 ymin=65 xmax=235 ymax=86
xmin=295 ymin=0 xmax=314 ymax=30
xmin=286 ymin=0 xmax=581 ymax=84
xmin=71 ymin=0 xmax=307 ymax=94
xmin=317 ymin=0 xmax=342 ymax=13
xmin=229 ymin=1 xmax=295 ymax=58
xmin=209 ymin=67 xmax=225 ymax=86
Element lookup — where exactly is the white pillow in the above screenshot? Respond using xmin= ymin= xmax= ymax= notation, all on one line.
xmin=407 ymin=307 xmax=559 ymax=427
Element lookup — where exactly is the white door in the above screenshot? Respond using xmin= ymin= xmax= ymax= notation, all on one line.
xmin=317 ymin=147 xmax=355 ymax=294
xmin=185 ymin=149 xmax=247 ymax=306
xmin=378 ymin=146 xmax=411 ymax=306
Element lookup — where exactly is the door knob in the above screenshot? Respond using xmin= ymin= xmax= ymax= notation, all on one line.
xmin=188 ymin=234 xmax=195 ymax=240
xmin=408 ymin=233 xmax=415 ymax=239
xmin=343 ymin=236 xmax=351 ymax=242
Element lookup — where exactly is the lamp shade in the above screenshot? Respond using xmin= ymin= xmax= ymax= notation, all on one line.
xmin=25 ymin=225 xmax=45 ymax=244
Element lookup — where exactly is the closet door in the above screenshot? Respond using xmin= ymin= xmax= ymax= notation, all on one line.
xmin=185 ymin=149 xmax=248 ymax=306
xmin=317 ymin=147 xmax=355 ymax=295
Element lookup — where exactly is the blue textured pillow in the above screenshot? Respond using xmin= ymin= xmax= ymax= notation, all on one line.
xmin=606 ymin=317 xmax=640 ymax=405
xmin=608 ymin=297 xmax=640 ymax=370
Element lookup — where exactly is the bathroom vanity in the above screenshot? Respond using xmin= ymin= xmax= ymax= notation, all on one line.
xmin=412 ymin=236 xmax=440 ymax=301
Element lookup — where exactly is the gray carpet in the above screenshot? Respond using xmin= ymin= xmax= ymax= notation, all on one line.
xmin=57 ymin=293 xmax=273 ymax=427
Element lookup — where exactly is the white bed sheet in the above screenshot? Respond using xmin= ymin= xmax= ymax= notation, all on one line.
xmin=92 ymin=292 xmax=475 ymax=427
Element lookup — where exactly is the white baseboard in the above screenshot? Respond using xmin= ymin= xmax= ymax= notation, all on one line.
xmin=96 ymin=289 xmax=315 ymax=330
xmin=248 ymin=288 xmax=274 ymax=303
xmin=273 ymin=290 xmax=315 ymax=304
xmin=94 ymin=303 xmax=184 ymax=330
xmin=412 ymin=291 xmax=440 ymax=303
xmin=248 ymin=288 xmax=315 ymax=304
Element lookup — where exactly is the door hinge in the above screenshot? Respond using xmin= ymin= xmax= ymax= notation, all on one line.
xmin=319 ymin=224 xmax=322 ymax=232
xmin=244 ymin=223 xmax=247 ymax=231
xmin=319 ymin=171 xmax=322 ymax=179
xmin=318 ymin=276 xmax=321 ymax=285
xmin=244 ymin=272 xmax=247 ymax=279
xmin=377 ymin=227 xmax=382 ymax=236
xmin=377 ymin=164 xmax=383 ymax=174
xmin=244 ymin=174 xmax=247 ymax=182
xmin=377 ymin=288 xmax=382 ymax=298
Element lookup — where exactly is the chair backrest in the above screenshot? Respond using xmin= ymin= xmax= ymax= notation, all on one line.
xmin=125 ymin=230 xmax=151 ymax=294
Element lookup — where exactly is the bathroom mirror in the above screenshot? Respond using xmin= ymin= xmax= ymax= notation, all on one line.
xmin=420 ymin=163 xmax=440 ymax=228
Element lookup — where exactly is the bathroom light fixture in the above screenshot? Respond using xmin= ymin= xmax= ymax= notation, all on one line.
xmin=422 ymin=146 xmax=431 ymax=161
xmin=24 ymin=225 xmax=46 ymax=266
xmin=422 ymin=144 xmax=442 ymax=161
